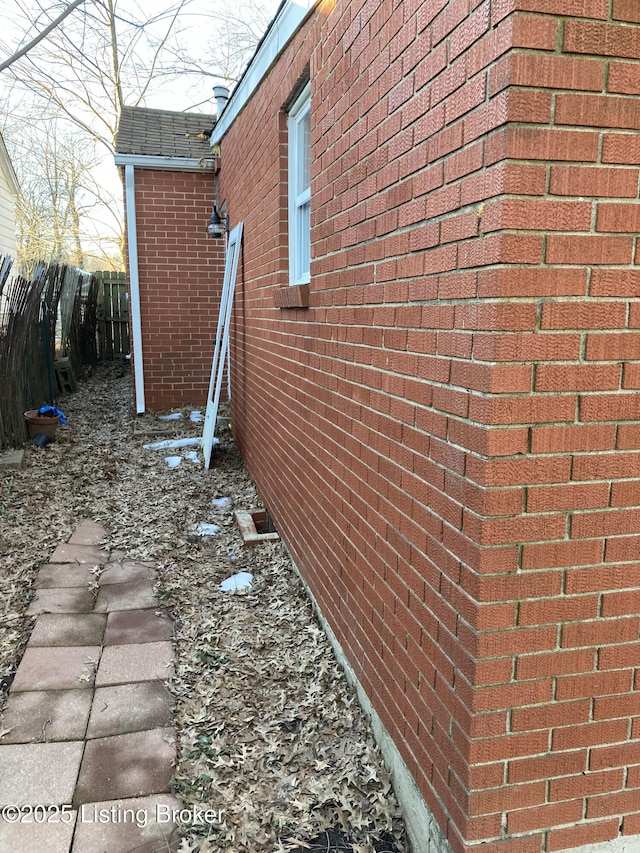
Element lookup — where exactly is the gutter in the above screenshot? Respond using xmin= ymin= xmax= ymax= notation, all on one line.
xmin=123 ymin=164 xmax=145 ymax=414
xmin=114 ymin=154 xmax=215 ymax=172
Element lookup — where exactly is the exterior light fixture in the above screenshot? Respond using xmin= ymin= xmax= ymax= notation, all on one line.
xmin=207 ymin=206 xmax=228 ymax=239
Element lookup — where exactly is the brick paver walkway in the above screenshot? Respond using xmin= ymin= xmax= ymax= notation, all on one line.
xmin=0 ymin=520 xmax=181 ymax=852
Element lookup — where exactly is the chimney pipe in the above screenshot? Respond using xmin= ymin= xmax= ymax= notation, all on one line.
xmin=213 ymin=85 xmax=230 ymax=118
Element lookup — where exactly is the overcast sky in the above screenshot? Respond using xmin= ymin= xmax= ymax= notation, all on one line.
xmin=0 ymin=0 xmax=283 ymax=114
xmin=0 ymin=0 xmax=282 ymax=265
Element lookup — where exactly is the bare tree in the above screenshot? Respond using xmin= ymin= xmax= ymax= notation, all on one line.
xmin=1 ymin=0 xmax=199 ymax=268
xmin=215 ymin=1 xmax=279 ymax=82
xmin=5 ymin=117 xmax=122 ymax=271
xmin=171 ymin=0 xmax=280 ymax=96
xmin=3 ymin=0 xmax=196 ymax=155
xmin=0 ymin=0 xmax=88 ymax=72
xmin=0 ymin=0 xmax=281 ymax=267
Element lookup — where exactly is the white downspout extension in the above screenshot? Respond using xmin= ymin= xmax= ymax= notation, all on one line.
xmin=124 ymin=164 xmax=145 ymax=414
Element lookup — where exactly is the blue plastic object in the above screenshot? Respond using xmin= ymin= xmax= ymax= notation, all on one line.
xmin=38 ymin=405 xmax=67 ymax=425
xmin=32 ymin=433 xmax=52 ymax=448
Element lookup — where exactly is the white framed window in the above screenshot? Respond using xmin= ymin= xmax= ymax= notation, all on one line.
xmin=288 ymin=83 xmax=311 ymax=285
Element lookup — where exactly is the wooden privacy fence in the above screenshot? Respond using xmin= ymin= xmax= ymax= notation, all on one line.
xmin=96 ymin=271 xmax=129 ymax=360
xmin=0 ymin=258 xmax=104 ymax=451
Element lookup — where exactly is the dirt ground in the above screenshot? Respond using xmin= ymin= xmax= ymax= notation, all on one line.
xmin=0 ymin=362 xmax=409 ymax=853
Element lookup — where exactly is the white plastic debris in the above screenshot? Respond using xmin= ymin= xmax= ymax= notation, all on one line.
xmin=220 ymin=571 xmax=253 ymax=592
xmin=185 ymin=451 xmax=201 ymax=464
xmin=212 ymin=496 xmax=232 ymax=510
xmin=158 ymin=412 xmax=183 ymax=421
xmin=192 ymin=522 xmax=220 ymax=536
xmin=143 ymin=437 xmax=205 ymax=451
xmin=190 ymin=410 xmax=204 ymax=423
xmin=165 ymin=456 xmax=182 ymax=468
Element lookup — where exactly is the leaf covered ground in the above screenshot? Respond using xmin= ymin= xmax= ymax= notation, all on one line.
xmin=0 ymin=363 xmax=409 ymax=853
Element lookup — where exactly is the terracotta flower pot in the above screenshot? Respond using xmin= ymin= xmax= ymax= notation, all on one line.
xmin=24 ymin=410 xmax=61 ymax=439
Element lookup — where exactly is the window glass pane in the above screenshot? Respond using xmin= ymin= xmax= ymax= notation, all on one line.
xmin=301 ymin=109 xmax=310 ymax=193
xmin=297 ymin=200 xmax=310 ymax=279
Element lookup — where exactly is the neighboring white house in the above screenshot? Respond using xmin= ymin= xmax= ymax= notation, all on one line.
xmin=0 ymin=132 xmax=19 ymax=260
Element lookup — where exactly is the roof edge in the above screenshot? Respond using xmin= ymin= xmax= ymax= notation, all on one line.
xmin=212 ymin=0 xmax=318 ymax=146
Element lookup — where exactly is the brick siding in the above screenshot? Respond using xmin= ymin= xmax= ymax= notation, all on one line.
xmin=126 ymin=168 xmax=223 ymax=411
xmin=216 ymin=1 xmax=640 ymax=850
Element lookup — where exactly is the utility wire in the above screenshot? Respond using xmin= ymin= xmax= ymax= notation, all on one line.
xmin=0 ymin=0 xmax=88 ymax=72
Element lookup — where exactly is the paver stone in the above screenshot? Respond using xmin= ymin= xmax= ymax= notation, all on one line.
xmin=34 ymin=564 xmax=99 ymax=589
xmin=95 ymin=580 xmax=157 ymax=612
xmin=11 ymin=646 xmax=100 ymax=692
xmin=68 ymin=521 xmax=108 ymax=545
xmin=71 ymin=794 xmax=182 ymax=852
xmin=49 ymin=543 xmax=107 ymax=565
xmin=99 ymin=561 xmax=157 ymax=585
xmin=104 ymin=611 xmax=172 ymax=646
xmin=95 ymin=642 xmax=174 ymax=686
xmin=28 ymin=614 xmax=106 ymax=648
xmin=1 ymin=689 xmax=92 ymax=743
xmin=0 ymin=810 xmax=76 ymax=852
xmin=73 ymin=729 xmax=176 ymax=805
xmin=87 ymin=683 xmax=173 ymax=739
xmin=26 ymin=588 xmax=95 ymax=616
xmin=0 ymin=741 xmax=84 ymax=805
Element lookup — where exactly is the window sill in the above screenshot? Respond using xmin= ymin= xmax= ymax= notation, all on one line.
xmin=274 ymin=284 xmax=309 ymax=309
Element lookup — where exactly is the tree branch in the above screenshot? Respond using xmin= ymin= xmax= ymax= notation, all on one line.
xmin=0 ymin=0 xmax=88 ymax=72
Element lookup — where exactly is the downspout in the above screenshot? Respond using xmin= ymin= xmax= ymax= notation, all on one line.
xmin=124 ymin=164 xmax=145 ymax=413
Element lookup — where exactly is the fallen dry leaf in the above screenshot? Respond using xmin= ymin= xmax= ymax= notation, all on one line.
xmin=0 ymin=363 xmax=408 ymax=852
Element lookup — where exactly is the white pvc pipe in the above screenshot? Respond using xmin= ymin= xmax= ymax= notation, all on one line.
xmin=124 ymin=164 xmax=145 ymax=413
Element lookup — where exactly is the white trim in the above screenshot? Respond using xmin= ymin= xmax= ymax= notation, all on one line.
xmin=212 ymin=0 xmax=318 ymax=145
xmin=115 ymin=154 xmax=214 ymax=172
xmin=0 ymin=133 xmax=19 ymax=196
xmin=288 ymin=83 xmax=311 ymax=285
xmin=124 ymin=165 xmax=145 ymax=414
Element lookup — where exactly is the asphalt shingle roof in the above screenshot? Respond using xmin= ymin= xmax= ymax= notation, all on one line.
xmin=115 ymin=106 xmax=216 ymax=158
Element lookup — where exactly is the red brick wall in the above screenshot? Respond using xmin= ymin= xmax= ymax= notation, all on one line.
xmin=218 ymin=1 xmax=640 ymax=851
xmin=128 ymin=167 xmax=224 ymax=411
